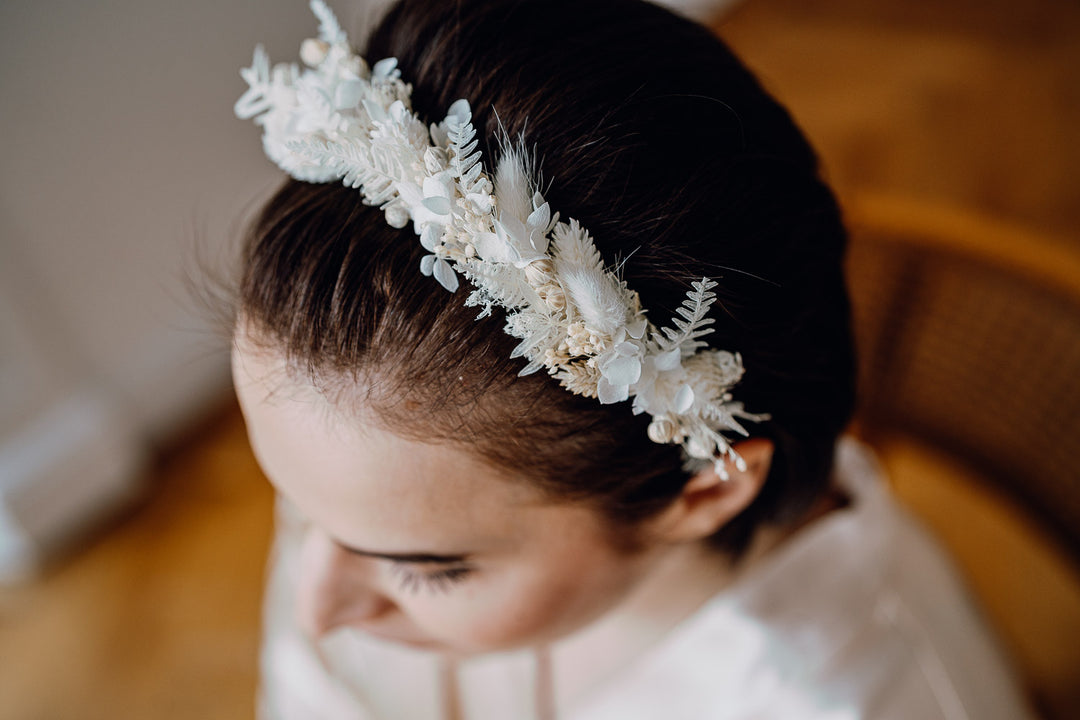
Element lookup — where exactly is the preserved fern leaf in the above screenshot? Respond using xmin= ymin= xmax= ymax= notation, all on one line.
xmin=311 ymin=0 xmax=346 ymax=44
xmin=655 ymin=278 xmax=717 ymax=354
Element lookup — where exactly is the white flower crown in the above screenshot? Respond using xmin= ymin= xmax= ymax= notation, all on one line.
xmin=235 ymin=0 xmax=765 ymax=478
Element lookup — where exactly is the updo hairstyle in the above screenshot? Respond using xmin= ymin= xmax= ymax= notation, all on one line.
xmin=238 ymin=0 xmax=856 ymax=557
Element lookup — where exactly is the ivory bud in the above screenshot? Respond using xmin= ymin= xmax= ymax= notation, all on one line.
xmin=300 ymin=39 xmax=330 ymax=67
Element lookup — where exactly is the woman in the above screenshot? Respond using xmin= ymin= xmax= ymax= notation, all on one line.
xmin=232 ymin=0 xmax=1032 ymax=716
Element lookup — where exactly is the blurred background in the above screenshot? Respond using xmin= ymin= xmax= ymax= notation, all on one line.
xmin=0 ymin=0 xmax=1077 ymax=718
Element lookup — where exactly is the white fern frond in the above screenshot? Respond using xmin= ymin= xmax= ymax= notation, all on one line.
xmin=447 ymin=112 xmax=490 ymax=197
xmin=310 ymin=0 xmax=346 ymax=45
xmin=654 ymin=278 xmax=718 ymax=354
xmin=284 ymin=137 xmax=348 ymax=179
xmin=289 ymin=136 xmax=409 ymax=206
xmin=461 ymin=260 xmax=538 ymax=310
xmin=505 ymin=314 xmax=560 ymax=361
xmin=505 ymin=310 xmax=563 ymax=345
xmin=235 ymin=46 xmax=273 ymax=119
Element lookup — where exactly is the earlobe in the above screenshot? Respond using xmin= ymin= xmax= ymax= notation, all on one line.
xmin=647 ymin=438 xmax=774 ymax=544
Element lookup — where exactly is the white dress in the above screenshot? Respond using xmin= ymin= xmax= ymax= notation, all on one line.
xmin=257 ymin=439 xmax=1035 ymax=719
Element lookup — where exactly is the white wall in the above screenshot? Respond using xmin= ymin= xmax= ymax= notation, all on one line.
xmin=0 ymin=0 xmax=397 ymax=579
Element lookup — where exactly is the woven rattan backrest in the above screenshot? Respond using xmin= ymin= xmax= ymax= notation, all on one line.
xmin=845 ymin=195 xmax=1080 ymax=555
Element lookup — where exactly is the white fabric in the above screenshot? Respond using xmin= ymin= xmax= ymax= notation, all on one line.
xmin=258 ymin=439 xmax=1034 ymax=720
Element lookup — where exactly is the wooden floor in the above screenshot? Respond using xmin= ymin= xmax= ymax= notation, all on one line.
xmin=2 ymin=1 xmax=1077 ymax=719
xmin=0 ymin=407 xmax=275 ymax=720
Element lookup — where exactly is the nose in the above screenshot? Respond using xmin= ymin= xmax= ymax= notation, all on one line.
xmin=295 ymin=527 xmax=396 ymax=638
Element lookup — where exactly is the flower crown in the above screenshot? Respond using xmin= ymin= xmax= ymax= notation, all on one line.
xmin=235 ymin=0 xmax=764 ymax=478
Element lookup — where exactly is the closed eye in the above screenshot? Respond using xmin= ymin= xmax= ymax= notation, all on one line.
xmin=391 ymin=563 xmax=474 ymax=594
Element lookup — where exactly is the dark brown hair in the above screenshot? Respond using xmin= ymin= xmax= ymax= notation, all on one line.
xmin=239 ymin=0 xmax=855 ymax=556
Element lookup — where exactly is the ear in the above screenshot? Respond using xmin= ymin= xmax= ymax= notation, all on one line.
xmin=644 ymin=438 xmax=774 ymax=544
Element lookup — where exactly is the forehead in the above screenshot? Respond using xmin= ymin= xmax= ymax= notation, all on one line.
xmin=231 ymin=335 xmax=548 ymax=554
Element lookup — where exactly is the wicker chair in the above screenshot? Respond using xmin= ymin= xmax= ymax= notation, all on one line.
xmin=844 ymin=193 xmax=1080 ymax=720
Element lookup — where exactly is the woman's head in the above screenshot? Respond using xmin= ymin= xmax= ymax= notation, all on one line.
xmin=234 ymin=0 xmax=854 ymax=650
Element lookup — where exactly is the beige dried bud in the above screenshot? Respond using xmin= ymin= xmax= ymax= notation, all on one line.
xmin=300 ymin=39 xmax=330 ymax=67
xmin=524 ymin=258 xmax=556 ymax=287
xmin=384 ymin=204 xmax=409 ymax=229
xmin=424 ymin=147 xmax=448 ymax=174
xmin=647 ymin=416 xmax=680 ymax=444
xmin=540 ymin=287 xmax=566 ymax=311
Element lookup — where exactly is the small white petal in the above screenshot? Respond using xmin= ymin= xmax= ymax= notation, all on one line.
xmin=432 ymin=258 xmax=459 ymax=292
xmin=334 ymin=80 xmax=365 ymax=109
xmin=420 ymin=254 xmax=436 ymax=276
xmin=597 ymin=377 xmax=629 ymax=405
xmin=465 ymin=192 xmax=493 ymax=215
xmin=424 ymin=147 xmax=448 ymax=174
xmin=654 ymin=348 xmax=682 ymax=371
xmin=419 ymin=224 xmax=441 ymax=252
xmin=362 ymin=99 xmax=387 ymax=123
xmin=396 ymin=182 xmax=423 ymax=209
xmin=497 ymin=215 xmax=528 ymax=245
xmin=527 ymin=228 xmax=550 ymax=256
xmin=517 ymin=358 xmax=545 ymax=376
xmin=674 ymin=384 xmax=694 ymax=413
xmin=626 ymin=316 xmax=647 ymax=340
xmin=423 ymin=175 xmax=450 ymax=198
xmin=603 ymin=355 xmax=641 ymax=386
xmin=422 ymin=196 xmax=451 ymax=216
xmin=526 ymin=202 xmax=550 ymax=231
xmin=615 ymin=341 xmax=638 ymax=357
xmin=445 ymin=98 xmax=471 ymax=125
xmin=510 ymin=338 xmax=531 ymax=359
xmin=429 ymin=122 xmax=449 ymax=148
xmin=473 ymin=232 xmax=518 ymax=264
xmin=388 ymin=100 xmax=409 ymax=123
xmin=372 ymin=57 xmax=398 ymax=79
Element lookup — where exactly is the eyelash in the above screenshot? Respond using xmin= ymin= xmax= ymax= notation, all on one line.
xmin=391 ymin=563 xmax=473 ymax=594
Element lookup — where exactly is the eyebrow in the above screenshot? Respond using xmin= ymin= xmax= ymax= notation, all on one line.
xmin=336 ymin=542 xmax=471 ymax=565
